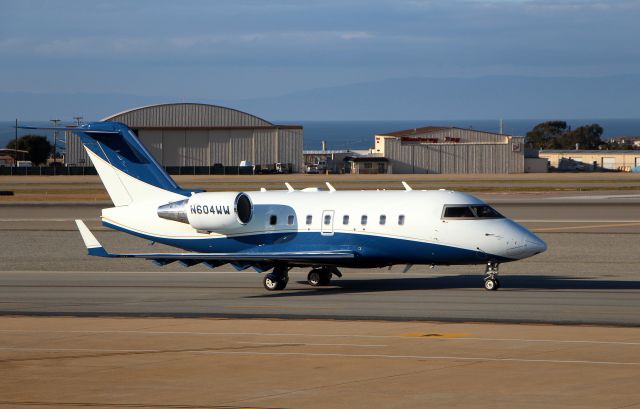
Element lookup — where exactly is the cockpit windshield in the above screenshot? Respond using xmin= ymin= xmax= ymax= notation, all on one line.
xmin=442 ymin=205 xmax=504 ymax=219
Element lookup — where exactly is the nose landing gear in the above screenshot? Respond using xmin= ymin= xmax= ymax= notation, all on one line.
xmin=484 ymin=262 xmax=500 ymax=291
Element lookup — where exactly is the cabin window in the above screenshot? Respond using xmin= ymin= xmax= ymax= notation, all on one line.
xmin=361 ymin=215 xmax=368 ymax=225
xmin=287 ymin=215 xmax=294 ymax=225
xmin=379 ymin=215 xmax=386 ymax=225
xmin=442 ymin=205 xmax=504 ymax=219
xmin=269 ymin=215 xmax=277 ymax=225
xmin=398 ymin=215 xmax=405 ymax=225
xmin=306 ymin=215 xmax=312 ymax=225
xmin=343 ymin=215 xmax=349 ymax=225
xmin=324 ymin=214 xmax=332 ymax=225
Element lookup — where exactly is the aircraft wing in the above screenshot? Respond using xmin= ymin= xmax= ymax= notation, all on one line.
xmin=75 ymin=220 xmax=354 ymax=269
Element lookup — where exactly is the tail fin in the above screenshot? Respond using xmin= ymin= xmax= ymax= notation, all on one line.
xmin=72 ymin=122 xmax=192 ymax=205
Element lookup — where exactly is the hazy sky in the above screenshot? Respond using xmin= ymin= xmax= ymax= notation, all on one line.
xmin=1 ymin=0 xmax=638 ymax=99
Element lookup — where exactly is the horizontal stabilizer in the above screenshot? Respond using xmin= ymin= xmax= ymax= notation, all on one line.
xmin=75 ymin=220 xmax=109 ymax=257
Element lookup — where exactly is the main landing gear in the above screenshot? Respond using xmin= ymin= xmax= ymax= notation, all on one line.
xmin=263 ymin=266 xmax=342 ymax=291
xmin=484 ymin=262 xmax=500 ymax=291
xmin=307 ymin=267 xmax=333 ymax=287
xmin=263 ymin=265 xmax=289 ymax=291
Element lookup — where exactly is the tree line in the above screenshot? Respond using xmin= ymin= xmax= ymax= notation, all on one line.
xmin=2 ymin=121 xmax=631 ymax=165
xmin=525 ymin=121 xmax=634 ymax=150
xmin=5 ymin=135 xmax=52 ymax=165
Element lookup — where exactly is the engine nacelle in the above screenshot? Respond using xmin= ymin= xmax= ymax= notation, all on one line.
xmin=157 ymin=192 xmax=253 ymax=233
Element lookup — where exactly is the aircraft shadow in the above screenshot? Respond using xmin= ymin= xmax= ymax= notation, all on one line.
xmin=249 ymin=274 xmax=640 ymax=298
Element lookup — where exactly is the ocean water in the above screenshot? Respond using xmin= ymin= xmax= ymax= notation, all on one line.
xmin=290 ymin=119 xmax=640 ymax=150
xmin=1 ymin=118 xmax=639 ymax=152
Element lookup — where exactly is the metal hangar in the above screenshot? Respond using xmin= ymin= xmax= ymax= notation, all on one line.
xmin=65 ymin=103 xmax=304 ymax=172
xmin=374 ymin=126 xmax=525 ymax=174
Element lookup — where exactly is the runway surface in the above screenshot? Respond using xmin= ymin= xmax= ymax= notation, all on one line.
xmin=1 ymin=317 xmax=639 ymax=409
xmin=1 ymin=267 xmax=639 ymax=325
xmin=3 ymin=194 xmax=640 ymax=233
xmin=1 ymin=193 xmax=640 ymax=407
xmin=1 ymin=197 xmax=639 ymax=326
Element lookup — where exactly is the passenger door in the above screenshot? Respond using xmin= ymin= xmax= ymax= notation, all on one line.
xmin=321 ymin=210 xmax=335 ymax=236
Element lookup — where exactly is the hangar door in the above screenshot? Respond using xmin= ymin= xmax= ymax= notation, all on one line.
xmin=601 ymin=157 xmax=616 ymax=170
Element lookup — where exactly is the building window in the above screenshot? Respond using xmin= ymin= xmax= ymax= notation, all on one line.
xmin=343 ymin=215 xmax=349 ymax=225
xmin=306 ymin=215 xmax=312 ymax=225
xmin=398 ymin=215 xmax=405 ymax=225
xmin=361 ymin=215 xmax=368 ymax=225
xmin=287 ymin=215 xmax=294 ymax=225
xmin=270 ymin=215 xmax=277 ymax=225
xmin=379 ymin=215 xmax=386 ymax=225
xmin=324 ymin=214 xmax=332 ymax=225
xmin=364 ymin=162 xmax=373 ymax=169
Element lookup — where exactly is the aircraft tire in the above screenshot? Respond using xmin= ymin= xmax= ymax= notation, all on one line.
xmin=318 ymin=272 xmax=331 ymax=286
xmin=484 ymin=278 xmax=499 ymax=291
xmin=264 ymin=273 xmax=287 ymax=291
xmin=308 ymin=269 xmax=332 ymax=286
xmin=307 ymin=270 xmax=322 ymax=286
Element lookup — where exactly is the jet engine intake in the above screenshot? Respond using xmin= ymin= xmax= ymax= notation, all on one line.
xmin=157 ymin=192 xmax=253 ymax=233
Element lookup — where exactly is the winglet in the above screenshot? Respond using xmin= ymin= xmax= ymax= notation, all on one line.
xmin=326 ymin=182 xmax=336 ymax=192
xmin=285 ymin=182 xmax=294 ymax=192
xmin=75 ymin=220 xmax=110 ymax=257
xmin=401 ymin=181 xmax=413 ymax=191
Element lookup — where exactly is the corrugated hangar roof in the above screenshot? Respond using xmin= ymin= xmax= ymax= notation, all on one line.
xmin=101 ymin=103 xmax=276 ymax=128
xmin=378 ymin=126 xmax=448 ymax=137
xmin=378 ymin=126 xmax=513 ymax=138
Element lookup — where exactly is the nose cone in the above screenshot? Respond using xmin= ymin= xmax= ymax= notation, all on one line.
xmin=504 ymin=227 xmax=547 ymax=260
xmin=525 ymin=233 xmax=547 ymax=255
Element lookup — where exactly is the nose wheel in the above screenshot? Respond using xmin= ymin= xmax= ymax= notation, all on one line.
xmin=484 ymin=262 xmax=500 ymax=291
xmin=484 ymin=277 xmax=500 ymax=291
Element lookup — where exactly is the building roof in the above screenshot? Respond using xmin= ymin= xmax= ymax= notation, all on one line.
xmin=345 ymin=156 xmax=388 ymax=162
xmin=377 ymin=126 xmax=513 ymax=138
xmin=303 ymin=150 xmax=354 ymax=155
xmin=540 ymin=150 xmax=640 ymax=154
xmin=101 ymin=103 xmax=301 ymax=129
xmin=0 ymin=148 xmax=29 ymax=154
xmin=377 ymin=126 xmax=448 ymax=137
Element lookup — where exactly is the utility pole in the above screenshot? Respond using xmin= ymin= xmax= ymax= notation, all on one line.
xmin=50 ymin=119 xmax=60 ymax=166
xmin=14 ymin=118 xmax=18 ymax=165
xmin=499 ymin=118 xmax=504 ymax=135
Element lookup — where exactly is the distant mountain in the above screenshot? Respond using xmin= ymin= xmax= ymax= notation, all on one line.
xmin=230 ymin=75 xmax=640 ymax=120
xmin=0 ymin=75 xmax=638 ymax=121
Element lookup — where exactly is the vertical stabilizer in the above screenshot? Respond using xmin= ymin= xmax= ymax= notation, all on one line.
xmin=72 ymin=122 xmax=192 ymax=205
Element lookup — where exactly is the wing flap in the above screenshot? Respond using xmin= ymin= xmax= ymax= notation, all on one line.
xmin=75 ymin=219 xmax=355 ymax=264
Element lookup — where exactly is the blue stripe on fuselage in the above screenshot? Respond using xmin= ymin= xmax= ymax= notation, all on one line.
xmin=103 ymin=220 xmax=513 ymax=266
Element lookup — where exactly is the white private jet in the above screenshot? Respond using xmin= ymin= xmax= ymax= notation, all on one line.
xmin=24 ymin=122 xmax=546 ymax=291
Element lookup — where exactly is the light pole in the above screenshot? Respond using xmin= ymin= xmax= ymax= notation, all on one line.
xmin=73 ymin=116 xmax=83 ymax=126
xmin=50 ymin=119 xmax=60 ymax=166
xmin=14 ymin=118 xmax=18 ymax=165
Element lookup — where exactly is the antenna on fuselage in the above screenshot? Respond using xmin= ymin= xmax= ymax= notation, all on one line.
xmin=284 ymin=182 xmax=294 ymax=192
xmin=260 ymin=187 xmax=267 ymax=192
xmin=401 ymin=181 xmax=413 ymax=191
xmin=326 ymin=182 xmax=336 ymax=192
